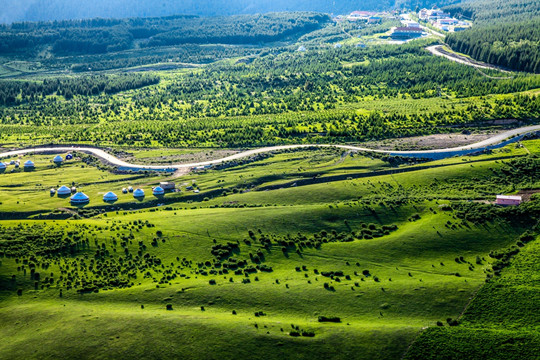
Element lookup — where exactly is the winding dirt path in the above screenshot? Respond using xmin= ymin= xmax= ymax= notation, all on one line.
xmin=0 ymin=125 xmax=538 ymax=171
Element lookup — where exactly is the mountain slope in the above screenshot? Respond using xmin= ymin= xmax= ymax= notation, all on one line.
xmin=0 ymin=0 xmax=462 ymax=24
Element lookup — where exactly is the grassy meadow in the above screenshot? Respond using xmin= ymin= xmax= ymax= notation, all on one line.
xmin=0 ymin=139 xmax=538 ymax=359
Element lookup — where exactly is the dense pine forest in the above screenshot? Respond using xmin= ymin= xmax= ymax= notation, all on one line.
xmin=0 ymin=12 xmax=330 ymax=56
xmin=444 ymin=0 xmax=540 ymax=72
xmin=1 ymin=0 xmax=461 ymax=23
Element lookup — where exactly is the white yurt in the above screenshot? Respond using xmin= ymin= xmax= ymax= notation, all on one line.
xmin=133 ymin=188 xmax=145 ymax=198
xmin=103 ymin=192 xmax=118 ymax=202
xmin=50 ymin=188 xmax=56 ymax=195
xmin=53 ymin=155 xmax=63 ymax=164
xmin=24 ymin=160 xmax=35 ymax=169
xmin=0 ymin=162 xmax=6 ymax=170
xmin=128 ymin=186 xmax=134 ymax=193
xmin=70 ymin=192 xmax=90 ymax=204
xmin=57 ymin=185 xmax=71 ymax=196
xmin=122 ymin=188 xmax=128 ymax=194
xmin=152 ymin=186 xmax=165 ymax=196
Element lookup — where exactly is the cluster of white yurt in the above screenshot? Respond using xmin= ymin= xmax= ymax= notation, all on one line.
xmin=50 ymin=182 xmax=171 ymax=205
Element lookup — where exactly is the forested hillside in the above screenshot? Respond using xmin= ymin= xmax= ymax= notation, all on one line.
xmin=446 ymin=19 xmax=540 ymax=73
xmin=444 ymin=0 xmax=540 ymax=73
xmin=444 ymin=0 xmax=540 ymax=24
xmin=0 ymin=0 xmax=461 ymax=24
xmin=0 ymin=13 xmax=329 ymax=56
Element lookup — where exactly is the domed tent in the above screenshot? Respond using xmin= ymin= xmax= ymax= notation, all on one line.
xmin=57 ymin=186 xmax=71 ymax=196
xmin=70 ymin=192 xmax=90 ymax=204
xmin=153 ymin=186 xmax=165 ymax=196
xmin=103 ymin=191 xmax=118 ymax=202
xmin=133 ymin=188 xmax=145 ymax=198
xmin=24 ymin=160 xmax=35 ymax=169
xmin=0 ymin=162 xmax=6 ymax=170
xmin=53 ymin=155 xmax=63 ymax=164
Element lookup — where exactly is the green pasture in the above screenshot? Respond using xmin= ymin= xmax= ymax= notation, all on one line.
xmin=0 ymin=139 xmax=538 ymax=359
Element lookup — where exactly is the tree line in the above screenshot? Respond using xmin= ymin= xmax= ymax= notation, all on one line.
xmin=446 ymin=19 xmax=540 ymax=73
xmin=0 ymin=12 xmax=330 ymax=56
xmin=0 ymin=74 xmax=159 ymax=106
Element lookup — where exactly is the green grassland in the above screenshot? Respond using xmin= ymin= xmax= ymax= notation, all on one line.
xmin=405 ymin=234 xmax=540 ymax=360
xmin=0 ymin=139 xmax=539 ymax=359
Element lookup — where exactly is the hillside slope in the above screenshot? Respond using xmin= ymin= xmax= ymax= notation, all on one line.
xmin=443 ymin=0 xmax=540 ymax=73
xmin=0 ymin=0 xmax=462 ymax=24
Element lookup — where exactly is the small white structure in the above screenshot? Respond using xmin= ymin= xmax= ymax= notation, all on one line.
xmin=153 ymin=186 xmax=165 ymax=196
xmin=50 ymin=188 xmax=56 ymax=195
xmin=0 ymin=162 xmax=6 ymax=170
xmin=122 ymin=188 xmax=128 ymax=194
xmin=194 ymin=189 xmax=200 ymax=193
xmin=334 ymin=43 xmax=343 ymax=49
xmin=57 ymin=185 xmax=71 ymax=196
xmin=133 ymin=188 xmax=145 ymax=198
xmin=128 ymin=186 xmax=134 ymax=193
xmin=496 ymin=195 xmax=522 ymax=206
xmin=71 ymin=187 xmax=77 ymax=193
xmin=53 ymin=155 xmax=63 ymax=164
xmin=160 ymin=182 xmax=176 ymax=190
xmin=297 ymin=46 xmax=307 ymax=52
xmin=70 ymin=192 xmax=90 ymax=204
xmin=103 ymin=191 xmax=118 ymax=202
xmin=24 ymin=160 xmax=35 ymax=169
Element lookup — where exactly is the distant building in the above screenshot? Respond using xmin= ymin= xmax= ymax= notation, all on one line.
xmin=297 ymin=46 xmax=307 ymax=52
xmin=160 ymin=182 xmax=176 ymax=190
xmin=367 ymin=16 xmax=381 ymax=23
xmin=496 ymin=195 xmax=522 ymax=206
xmin=402 ymin=20 xmax=420 ymax=28
xmin=438 ymin=18 xmax=458 ymax=26
xmin=334 ymin=43 xmax=343 ymax=49
xmin=391 ymin=27 xmax=424 ymax=39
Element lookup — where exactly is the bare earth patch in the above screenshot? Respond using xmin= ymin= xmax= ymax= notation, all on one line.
xmin=118 ymin=149 xmax=240 ymax=165
xmin=363 ymin=131 xmax=505 ymax=151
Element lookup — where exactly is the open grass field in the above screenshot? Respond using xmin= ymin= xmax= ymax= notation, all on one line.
xmin=0 ymin=138 xmax=538 ymax=359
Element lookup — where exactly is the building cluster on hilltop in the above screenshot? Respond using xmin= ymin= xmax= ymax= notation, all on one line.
xmin=418 ymin=8 xmax=470 ymax=32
